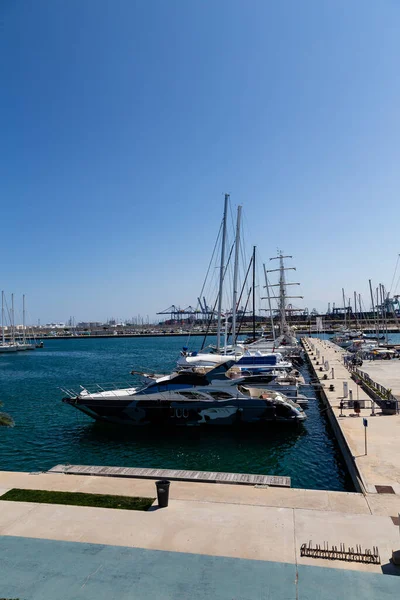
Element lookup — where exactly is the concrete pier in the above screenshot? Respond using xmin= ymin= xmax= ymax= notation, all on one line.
xmin=302 ymin=337 xmax=400 ymax=497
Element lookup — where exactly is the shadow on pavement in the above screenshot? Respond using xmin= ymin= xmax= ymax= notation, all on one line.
xmin=381 ymin=560 xmax=400 ymax=576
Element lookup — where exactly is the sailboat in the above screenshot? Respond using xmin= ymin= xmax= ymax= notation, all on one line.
xmin=246 ymin=252 xmax=303 ymax=358
xmin=0 ymin=291 xmax=17 ymax=353
xmin=176 ymin=205 xmax=304 ymax=389
xmin=16 ymin=295 xmax=37 ymax=350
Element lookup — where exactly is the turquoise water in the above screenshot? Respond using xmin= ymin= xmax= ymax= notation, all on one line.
xmin=0 ymin=336 xmax=354 ymax=490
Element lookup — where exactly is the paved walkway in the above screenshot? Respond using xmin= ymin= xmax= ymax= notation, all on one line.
xmin=0 ymin=536 xmax=399 ymax=600
xmin=0 ymin=470 xmax=374 ymax=513
xmin=304 ymin=337 xmax=400 ymax=495
xmin=1 ymin=470 xmax=400 ymax=597
xmin=1 ymin=472 xmax=400 ymax=574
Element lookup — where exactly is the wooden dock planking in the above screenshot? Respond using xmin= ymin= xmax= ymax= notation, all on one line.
xmin=47 ymin=464 xmax=290 ymax=487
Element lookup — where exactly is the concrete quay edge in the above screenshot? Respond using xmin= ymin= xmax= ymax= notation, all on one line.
xmin=302 ymin=337 xmax=400 ymax=496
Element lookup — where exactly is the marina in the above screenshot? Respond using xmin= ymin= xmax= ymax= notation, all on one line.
xmin=3 ymin=3 xmax=400 ymax=597
xmin=0 ymin=335 xmax=351 ymax=491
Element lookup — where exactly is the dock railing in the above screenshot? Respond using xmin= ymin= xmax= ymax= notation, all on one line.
xmin=349 ymin=367 xmax=399 ymax=414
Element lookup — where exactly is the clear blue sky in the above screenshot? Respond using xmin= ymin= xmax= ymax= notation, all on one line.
xmin=1 ymin=0 xmax=400 ymax=323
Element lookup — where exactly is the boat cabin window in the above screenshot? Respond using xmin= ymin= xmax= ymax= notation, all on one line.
xmin=178 ymin=392 xmax=205 ymax=400
xmin=208 ymin=391 xmax=234 ymax=400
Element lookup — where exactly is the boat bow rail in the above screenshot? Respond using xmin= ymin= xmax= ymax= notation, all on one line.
xmin=61 ymin=381 xmax=140 ymax=400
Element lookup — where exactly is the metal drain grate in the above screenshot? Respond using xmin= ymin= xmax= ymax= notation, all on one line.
xmin=376 ymin=485 xmax=395 ymax=494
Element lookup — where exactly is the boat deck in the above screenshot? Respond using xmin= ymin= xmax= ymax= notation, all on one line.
xmin=48 ymin=464 xmax=291 ymax=487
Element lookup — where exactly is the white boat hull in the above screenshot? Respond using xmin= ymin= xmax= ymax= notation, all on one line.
xmin=0 ymin=345 xmax=17 ymax=353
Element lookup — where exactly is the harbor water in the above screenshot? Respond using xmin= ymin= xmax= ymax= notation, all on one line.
xmin=0 ymin=335 xmax=360 ymax=491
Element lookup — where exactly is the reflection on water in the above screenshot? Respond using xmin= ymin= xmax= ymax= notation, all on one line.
xmin=0 ymin=335 xmax=357 ymax=490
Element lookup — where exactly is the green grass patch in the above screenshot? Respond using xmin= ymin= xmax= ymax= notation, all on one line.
xmin=1 ymin=488 xmax=155 ymax=511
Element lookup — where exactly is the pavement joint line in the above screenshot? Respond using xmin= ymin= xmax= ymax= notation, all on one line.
xmin=364 ymin=494 xmax=374 ymax=516
xmin=293 ymin=508 xmax=299 ymax=600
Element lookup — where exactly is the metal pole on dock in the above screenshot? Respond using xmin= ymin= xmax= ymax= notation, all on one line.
xmin=363 ymin=418 xmax=368 ymax=455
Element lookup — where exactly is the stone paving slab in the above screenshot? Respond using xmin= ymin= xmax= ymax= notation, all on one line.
xmin=294 ymin=508 xmax=399 ymax=573
xmin=0 ymin=499 xmax=297 ymax=564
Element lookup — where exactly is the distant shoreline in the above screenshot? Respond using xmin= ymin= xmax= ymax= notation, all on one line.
xmin=20 ymin=328 xmax=400 ymax=341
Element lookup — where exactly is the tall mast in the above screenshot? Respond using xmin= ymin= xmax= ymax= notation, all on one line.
xmin=368 ymin=280 xmax=376 ymax=340
xmin=376 ymin=287 xmax=380 ymax=341
xmin=231 ymin=205 xmax=242 ymax=346
xmin=354 ymin=291 xmax=358 ymax=328
xmin=11 ymin=293 xmax=15 ymax=344
xmin=216 ymin=194 xmax=229 ymax=351
xmin=23 ymin=294 xmax=26 ymax=344
xmin=380 ymin=283 xmax=388 ymax=344
xmin=267 ymin=252 xmax=301 ymax=338
xmin=252 ymin=246 xmax=256 ymax=340
xmin=279 ymin=254 xmax=287 ymax=331
xmin=342 ymin=288 xmax=346 ymax=328
xmin=1 ymin=291 xmax=4 ymax=345
xmin=263 ymin=263 xmax=276 ymax=344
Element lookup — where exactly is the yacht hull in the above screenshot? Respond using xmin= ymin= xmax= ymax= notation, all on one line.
xmin=63 ymin=396 xmax=305 ymax=426
xmin=0 ymin=345 xmax=17 ymax=353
